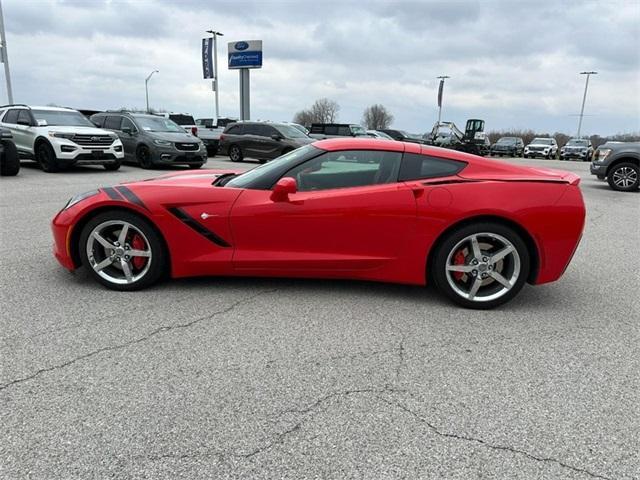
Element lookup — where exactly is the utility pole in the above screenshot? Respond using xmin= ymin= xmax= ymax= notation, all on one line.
xmin=206 ymin=30 xmax=224 ymax=122
xmin=577 ymin=71 xmax=597 ymax=139
xmin=436 ymin=75 xmax=449 ymax=126
xmin=145 ymin=70 xmax=158 ymax=113
xmin=0 ymin=0 xmax=14 ymax=103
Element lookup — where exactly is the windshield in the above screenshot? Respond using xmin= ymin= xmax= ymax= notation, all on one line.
xmin=567 ymin=139 xmax=589 ymax=146
xmin=226 ymin=145 xmax=318 ymax=189
xmin=351 ymin=125 xmax=366 ymax=135
xmin=531 ymin=138 xmax=553 ymax=145
xmin=31 ymin=109 xmax=94 ymax=127
xmin=134 ymin=116 xmax=184 ymax=133
xmin=497 ymin=137 xmax=517 ymax=144
xmin=275 ymin=124 xmax=308 ymax=139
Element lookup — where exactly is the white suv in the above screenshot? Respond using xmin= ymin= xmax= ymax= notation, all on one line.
xmin=0 ymin=105 xmax=124 ymax=172
xmin=524 ymin=137 xmax=558 ymax=159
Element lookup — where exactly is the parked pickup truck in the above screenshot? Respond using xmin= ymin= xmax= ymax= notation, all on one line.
xmin=308 ymin=123 xmax=368 ymax=139
xmin=590 ymin=141 xmax=639 ymax=192
xmin=196 ymin=117 xmax=238 ymax=155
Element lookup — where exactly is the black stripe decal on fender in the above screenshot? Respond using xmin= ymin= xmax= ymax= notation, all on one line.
xmin=167 ymin=207 xmax=231 ymax=248
xmin=102 ymin=187 xmax=123 ymax=200
xmin=114 ymin=185 xmax=149 ymax=211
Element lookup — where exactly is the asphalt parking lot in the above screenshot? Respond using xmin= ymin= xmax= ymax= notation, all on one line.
xmin=1 ymin=156 xmax=638 ymax=480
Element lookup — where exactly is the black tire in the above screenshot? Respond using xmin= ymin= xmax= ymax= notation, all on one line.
xmin=431 ymin=222 xmax=530 ymax=309
xmin=79 ymin=210 xmax=167 ymax=291
xmin=229 ymin=145 xmax=243 ymax=162
xmin=607 ymin=162 xmax=639 ymax=192
xmin=136 ymin=145 xmax=154 ymax=169
xmin=103 ymin=161 xmax=122 ymax=171
xmin=0 ymin=140 xmax=20 ymax=176
xmin=36 ymin=141 xmax=60 ymax=172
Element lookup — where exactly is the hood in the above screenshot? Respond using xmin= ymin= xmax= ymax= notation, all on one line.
xmin=123 ymin=169 xmax=242 ymax=188
xmin=46 ymin=126 xmax=115 ymax=136
xmin=147 ymin=131 xmax=199 ymax=142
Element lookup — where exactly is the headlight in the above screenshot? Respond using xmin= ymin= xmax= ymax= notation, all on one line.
xmin=50 ymin=132 xmax=75 ymax=139
xmin=153 ymin=139 xmax=172 ymax=146
xmin=64 ymin=190 xmax=99 ymax=210
xmin=594 ymin=149 xmax=611 ymax=161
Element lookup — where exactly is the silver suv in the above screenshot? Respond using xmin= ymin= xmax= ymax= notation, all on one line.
xmin=0 ymin=105 xmax=124 ymax=172
xmin=91 ymin=111 xmax=207 ymax=169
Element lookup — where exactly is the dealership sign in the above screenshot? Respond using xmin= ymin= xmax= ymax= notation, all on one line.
xmin=228 ymin=40 xmax=262 ymax=69
xmin=202 ymin=37 xmax=214 ymax=79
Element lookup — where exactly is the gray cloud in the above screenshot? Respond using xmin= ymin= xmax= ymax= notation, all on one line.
xmin=2 ymin=0 xmax=639 ymax=135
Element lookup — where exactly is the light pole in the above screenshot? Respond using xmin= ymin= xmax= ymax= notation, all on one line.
xmin=206 ymin=30 xmax=224 ymax=121
xmin=145 ymin=70 xmax=158 ymax=113
xmin=577 ymin=71 xmax=597 ymax=139
xmin=436 ymin=75 xmax=449 ymax=126
xmin=0 ymin=0 xmax=14 ymax=103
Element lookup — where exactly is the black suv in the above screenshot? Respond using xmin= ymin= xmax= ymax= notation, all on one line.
xmin=590 ymin=141 xmax=639 ymax=192
xmin=219 ymin=122 xmax=314 ymax=163
xmin=92 ymin=111 xmax=206 ymax=169
xmin=490 ymin=137 xmax=524 ymax=157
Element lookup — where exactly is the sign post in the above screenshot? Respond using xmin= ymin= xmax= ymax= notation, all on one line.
xmin=0 ymin=1 xmax=13 ymax=104
xmin=228 ymin=40 xmax=262 ymax=121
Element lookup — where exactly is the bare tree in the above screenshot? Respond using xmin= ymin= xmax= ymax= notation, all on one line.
xmin=311 ymin=98 xmax=339 ymax=123
xmin=292 ymin=109 xmax=315 ymax=126
xmin=553 ymin=132 xmax=571 ymax=148
xmin=362 ymin=104 xmax=393 ymax=130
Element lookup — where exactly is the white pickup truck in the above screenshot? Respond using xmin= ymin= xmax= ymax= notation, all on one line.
xmin=196 ymin=117 xmax=238 ymax=155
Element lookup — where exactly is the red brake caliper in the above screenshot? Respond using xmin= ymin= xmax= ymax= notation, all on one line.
xmin=453 ymin=250 xmax=466 ymax=281
xmin=131 ymin=234 xmax=147 ymax=270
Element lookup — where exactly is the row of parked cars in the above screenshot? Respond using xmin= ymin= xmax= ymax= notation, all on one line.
xmin=490 ymin=136 xmax=594 ymax=161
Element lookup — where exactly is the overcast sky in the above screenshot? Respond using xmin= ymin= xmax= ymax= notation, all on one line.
xmin=2 ymin=0 xmax=639 ymax=135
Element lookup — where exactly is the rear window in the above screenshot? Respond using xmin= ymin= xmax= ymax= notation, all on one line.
xmin=399 ymin=153 xmax=466 ymax=181
xmin=169 ymin=114 xmax=196 ymax=126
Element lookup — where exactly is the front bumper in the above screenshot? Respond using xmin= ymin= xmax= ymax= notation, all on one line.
xmin=151 ymin=144 xmax=207 ymax=165
xmin=525 ymin=150 xmax=550 ymax=157
xmin=53 ymin=140 xmax=124 ymax=164
xmin=590 ymin=162 xmax=607 ymax=176
xmin=561 ymin=151 xmax=588 ymax=159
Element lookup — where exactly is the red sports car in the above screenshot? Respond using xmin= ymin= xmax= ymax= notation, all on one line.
xmin=52 ymin=138 xmax=585 ymax=309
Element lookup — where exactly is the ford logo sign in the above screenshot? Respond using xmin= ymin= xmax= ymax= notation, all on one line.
xmin=235 ymin=41 xmax=249 ymax=51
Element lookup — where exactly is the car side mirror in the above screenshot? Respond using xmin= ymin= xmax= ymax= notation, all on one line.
xmin=271 ymin=134 xmax=283 ymax=141
xmin=271 ymin=177 xmax=297 ymax=202
xmin=37 ymin=119 xmax=48 ymax=127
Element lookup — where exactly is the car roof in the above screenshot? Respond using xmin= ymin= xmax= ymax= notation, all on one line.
xmin=28 ymin=106 xmax=78 ymax=112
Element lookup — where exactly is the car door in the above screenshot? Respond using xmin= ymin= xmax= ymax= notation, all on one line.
xmin=252 ymin=125 xmax=282 ymax=159
xmin=229 ymin=149 xmax=417 ymax=276
xmin=239 ymin=124 xmax=262 ymax=157
xmin=14 ymin=109 xmax=36 ymax=154
xmin=1 ymin=109 xmax=24 ymax=152
xmin=119 ymin=117 xmax=138 ymax=160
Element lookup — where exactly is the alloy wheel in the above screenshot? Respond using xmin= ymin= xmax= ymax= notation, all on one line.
xmin=86 ymin=220 xmax=152 ymax=285
xmin=612 ymin=166 xmax=638 ymax=189
xmin=445 ymin=232 xmax=521 ymax=303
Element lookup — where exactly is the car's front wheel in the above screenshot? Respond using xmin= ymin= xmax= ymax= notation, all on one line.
xmin=136 ymin=145 xmax=154 ymax=169
xmin=36 ymin=142 xmax=60 ymax=172
xmin=431 ymin=222 xmax=530 ymax=309
xmin=79 ymin=211 xmax=167 ymax=291
xmin=607 ymin=162 xmax=639 ymax=192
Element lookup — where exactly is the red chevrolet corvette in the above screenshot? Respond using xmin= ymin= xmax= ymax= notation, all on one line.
xmin=52 ymin=138 xmax=585 ymax=308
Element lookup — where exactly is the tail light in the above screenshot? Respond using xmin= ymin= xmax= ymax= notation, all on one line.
xmin=219 ymin=134 xmax=225 ymax=142
xmin=191 ymin=126 xmax=198 ymax=137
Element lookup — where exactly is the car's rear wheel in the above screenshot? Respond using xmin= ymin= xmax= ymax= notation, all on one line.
xmin=432 ymin=222 xmax=530 ymax=309
xmin=229 ymin=145 xmax=243 ymax=162
xmin=607 ymin=162 xmax=639 ymax=192
xmin=136 ymin=145 xmax=153 ymax=169
xmin=37 ymin=142 xmax=60 ymax=172
xmin=79 ymin=211 xmax=166 ymax=291
xmin=0 ymin=140 xmax=20 ymax=176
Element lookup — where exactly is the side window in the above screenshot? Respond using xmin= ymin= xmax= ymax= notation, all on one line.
xmin=121 ymin=117 xmax=136 ymax=132
xmin=324 ymin=125 xmax=339 ymax=135
xmin=243 ymin=124 xmax=260 ymax=135
xmin=337 ymin=126 xmax=351 ymax=136
xmin=226 ymin=124 xmax=243 ymax=135
xmin=103 ymin=116 xmax=123 ymax=130
xmin=399 ymin=153 xmax=466 ymax=181
xmin=285 ymin=150 xmax=402 ymax=192
xmin=257 ymin=125 xmax=277 ymax=138
xmin=3 ymin=109 xmax=19 ymax=124
xmin=17 ymin=110 xmax=33 ymax=126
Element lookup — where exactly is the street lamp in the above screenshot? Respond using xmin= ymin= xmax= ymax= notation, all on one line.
xmin=145 ymin=70 xmax=159 ymax=113
xmin=577 ymin=71 xmax=597 ymax=139
xmin=436 ymin=75 xmax=450 ymax=126
xmin=206 ymin=30 xmax=224 ymax=121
